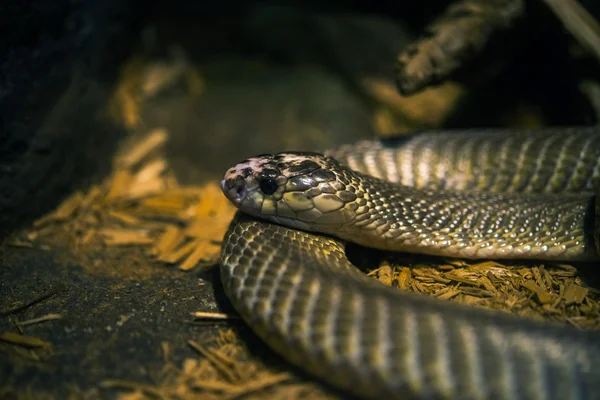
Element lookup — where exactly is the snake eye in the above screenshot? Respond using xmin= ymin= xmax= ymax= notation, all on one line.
xmin=259 ymin=179 xmax=278 ymax=195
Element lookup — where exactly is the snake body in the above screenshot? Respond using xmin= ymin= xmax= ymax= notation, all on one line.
xmin=220 ymin=127 xmax=600 ymax=400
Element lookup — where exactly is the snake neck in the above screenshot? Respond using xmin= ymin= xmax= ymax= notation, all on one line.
xmin=329 ymin=168 xmax=597 ymax=261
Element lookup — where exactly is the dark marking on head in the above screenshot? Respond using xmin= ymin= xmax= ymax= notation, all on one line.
xmin=274 ymin=151 xmax=323 ymax=160
xmin=242 ymin=168 xmax=253 ymax=178
xmin=288 ymin=175 xmax=314 ymax=191
xmin=288 ymin=160 xmax=320 ymax=174
xmin=312 ymin=169 xmax=336 ymax=182
xmin=257 ymin=168 xmax=280 ymax=180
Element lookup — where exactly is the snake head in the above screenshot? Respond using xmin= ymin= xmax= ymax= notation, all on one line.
xmin=221 ymin=152 xmax=357 ymax=231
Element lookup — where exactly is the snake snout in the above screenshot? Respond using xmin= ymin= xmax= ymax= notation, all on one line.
xmin=221 ymin=175 xmax=247 ymax=205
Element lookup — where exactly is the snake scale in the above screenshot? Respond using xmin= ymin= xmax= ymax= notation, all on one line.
xmin=220 ymin=127 xmax=600 ymax=400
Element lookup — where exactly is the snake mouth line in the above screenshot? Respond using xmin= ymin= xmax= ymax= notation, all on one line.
xmin=265 ymin=215 xmax=312 ymax=231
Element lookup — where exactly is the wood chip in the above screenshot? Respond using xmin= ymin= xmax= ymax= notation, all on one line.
xmin=517 ymin=268 xmax=532 ymax=278
xmin=470 ymin=261 xmax=508 ymax=269
xmin=17 ymin=313 xmax=62 ymax=327
xmin=100 ymin=380 xmax=166 ymax=399
xmin=139 ymin=194 xmax=188 ymax=215
xmin=443 ymin=273 xmax=481 ymax=287
xmin=109 ymin=210 xmax=143 ymax=226
xmin=521 ymin=280 xmax=553 ymax=304
xmin=159 ymin=240 xmax=198 ymax=264
xmin=99 ymin=228 xmax=154 ymax=246
xmin=543 ymin=268 xmax=554 ymax=290
xmin=532 ymin=267 xmax=547 ymax=291
xmin=188 ymin=340 xmax=238 ymax=383
xmin=375 ymin=264 xmax=393 ymax=286
xmin=396 ymin=267 xmax=411 ymax=289
xmin=153 ymin=226 xmax=184 ymax=258
xmin=80 ymin=229 xmax=97 ymax=246
xmin=106 ymin=170 xmax=134 ymax=201
xmin=478 ymin=276 xmax=499 ymax=295
xmin=414 ymin=276 xmax=435 ymax=283
xmin=185 ymin=218 xmax=233 ymax=240
xmin=191 ymin=312 xmax=239 ymax=320
xmin=551 ymin=264 xmax=578 ymax=276
xmin=411 ymin=280 xmax=426 ymax=294
xmin=223 ymin=373 xmax=294 ymax=400
xmin=0 ymin=332 xmax=51 ymax=348
xmin=79 ymin=186 xmax=104 ymax=210
xmin=436 ymin=287 xmax=462 ymax=300
xmin=460 ymin=287 xmax=493 ymax=298
xmin=118 ymin=128 xmax=168 ymax=168
xmin=179 ymin=240 xmax=216 ymax=271
xmin=134 ymin=159 xmax=168 ymax=184
xmin=33 ymin=192 xmax=84 ymax=227
xmin=190 ymin=379 xmax=238 ymax=392
xmin=564 ymin=284 xmax=588 ymax=305
xmin=127 ymin=177 xmax=166 ymax=200
xmin=432 ymin=275 xmax=451 ymax=284
xmin=410 ymin=267 xmax=429 ymax=276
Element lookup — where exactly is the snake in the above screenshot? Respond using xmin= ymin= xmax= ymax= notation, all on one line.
xmin=219 ymin=127 xmax=600 ymax=400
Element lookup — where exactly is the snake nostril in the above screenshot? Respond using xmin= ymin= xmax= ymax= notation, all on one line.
xmin=236 ymin=186 xmax=246 ymax=198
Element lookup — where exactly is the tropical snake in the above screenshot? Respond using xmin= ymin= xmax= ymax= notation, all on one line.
xmin=219 ymin=127 xmax=600 ymax=400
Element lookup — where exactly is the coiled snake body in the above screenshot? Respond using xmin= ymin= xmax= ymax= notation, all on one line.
xmin=220 ymin=127 xmax=600 ymax=400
